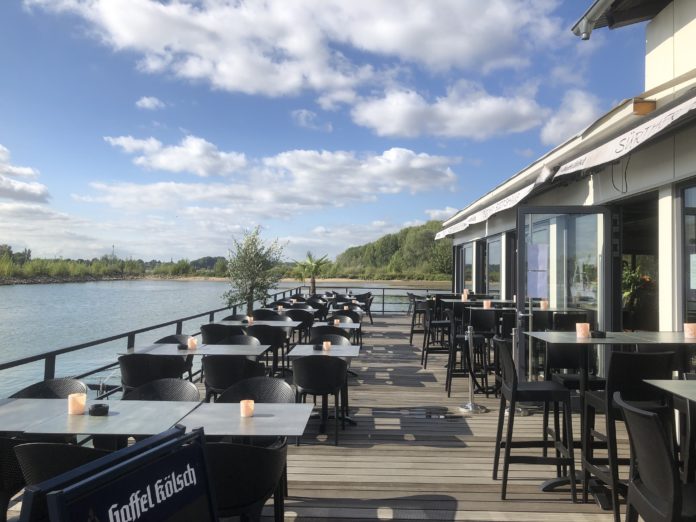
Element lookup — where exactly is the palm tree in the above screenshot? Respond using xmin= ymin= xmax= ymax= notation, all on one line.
xmin=295 ymin=251 xmax=329 ymax=295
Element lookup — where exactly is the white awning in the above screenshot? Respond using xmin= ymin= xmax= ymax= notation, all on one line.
xmin=555 ymin=91 xmax=696 ymax=179
xmin=435 ymin=182 xmax=535 ymax=240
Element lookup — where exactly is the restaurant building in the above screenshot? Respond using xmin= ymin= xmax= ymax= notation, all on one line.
xmin=437 ymin=0 xmax=696 ymax=370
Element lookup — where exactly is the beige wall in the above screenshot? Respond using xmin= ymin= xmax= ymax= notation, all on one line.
xmin=646 ymin=0 xmax=696 ymax=95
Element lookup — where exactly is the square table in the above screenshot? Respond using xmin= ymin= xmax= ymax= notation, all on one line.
xmin=288 ymin=344 xmax=361 ymax=358
xmin=646 ymin=379 xmax=696 ymax=402
xmin=22 ymin=400 xmax=201 ymax=436
xmin=180 ymin=403 xmax=313 ymax=437
xmin=0 ymin=398 xmax=70 ymax=433
xmin=123 ymin=343 xmax=271 ymax=358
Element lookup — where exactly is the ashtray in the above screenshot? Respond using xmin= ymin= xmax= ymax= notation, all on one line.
xmin=89 ymin=404 xmax=109 ymax=416
xmin=590 ymin=330 xmax=606 ymax=338
xmin=313 ymin=344 xmax=323 ymax=351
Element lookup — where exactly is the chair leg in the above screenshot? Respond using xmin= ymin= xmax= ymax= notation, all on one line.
xmin=562 ymin=398 xmax=577 ymax=503
xmin=553 ymin=401 xmax=562 ymax=477
xmin=606 ymin=416 xmax=622 ymax=522
xmin=625 ymin=502 xmax=639 ymax=522
xmin=582 ymin=399 xmax=595 ymax=504
xmin=493 ymin=394 xmax=506 ymax=480
xmin=501 ymin=397 xmax=516 ymax=500
xmin=334 ymin=393 xmax=340 ymax=446
xmin=542 ymin=400 xmax=550 ymax=458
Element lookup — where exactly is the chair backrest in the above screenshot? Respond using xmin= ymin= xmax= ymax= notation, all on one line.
xmin=308 ymin=334 xmax=352 ymax=346
xmin=154 ymin=334 xmax=190 ymax=346
xmin=222 ymin=334 xmax=261 ymax=346
xmin=245 ymin=325 xmax=287 ymax=348
xmin=493 ymin=337 xmax=517 ymax=393
xmin=293 ymin=355 xmax=347 ymax=395
xmin=200 ymin=324 xmax=245 ymax=344
xmin=552 ymin=311 xmax=588 ymax=331
xmin=636 ymin=343 xmax=686 ymax=373
xmin=614 ymin=391 xmax=679 ymax=521
xmin=221 ymin=313 xmax=248 ymax=321
xmin=252 ymin=309 xmax=283 ymax=321
xmin=217 ymin=377 xmax=295 ymax=404
xmin=205 ymin=439 xmax=287 ymax=518
xmin=9 ymin=379 xmax=87 ymax=399
xmin=310 ymin=325 xmax=350 ymax=340
xmin=118 ymin=353 xmax=184 ymax=391
xmin=606 ymin=351 xmax=674 ymax=404
xmin=284 ymin=308 xmax=314 ymax=323
xmin=202 ymin=356 xmax=266 ymax=393
xmin=14 ymin=443 xmax=111 ymax=486
xmin=326 ymin=314 xmax=355 ymax=324
xmin=122 ymin=378 xmax=200 ymax=402
xmin=499 ymin=311 xmax=516 ymax=339
xmin=1 ymin=437 xmax=34 ymax=510
xmin=332 ymin=310 xmax=361 ymax=323
xmin=469 ymin=308 xmax=498 ymax=333
xmin=290 ymin=303 xmax=314 ymax=310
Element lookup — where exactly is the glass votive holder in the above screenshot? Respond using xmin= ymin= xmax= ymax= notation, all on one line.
xmin=68 ymin=393 xmax=87 ymax=415
xmin=240 ymin=400 xmax=255 ymax=418
xmin=343 ymin=305 xmax=349 ymax=311
xmin=576 ymin=323 xmax=591 ymax=338
xmin=246 ymin=316 xmax=254 ymax=324
xmin=322 ymin=341 xmax=331 ymax=351
xmin=540 ymin=300 xmax=549 ymax=310
xmin=685 ymin=323 xmax=696 ymax=338
xmin=277 ymin=305 xmax=284 ymax=311
xmin=334 ymin=319 xmax=341 ymax=326
xmin=187 ymin=337 xmax=198 ymax=350
xmin=460 ymin=290 xmax=469 ymax=302
xmin=482 ymin=300 xmax=492 ymax=309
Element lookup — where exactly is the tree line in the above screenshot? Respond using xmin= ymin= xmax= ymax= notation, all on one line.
xmin=0 ymin=221 xmax=452 ymax=283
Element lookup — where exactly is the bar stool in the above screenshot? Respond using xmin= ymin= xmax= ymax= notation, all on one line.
xmin=421 ymin=300 xmax=450 ymax=368
xmin=582 ymin=351 xmax=674 ymax=522
xmin=492 ymin=337 xmax=577 ymax=502
xmin=409 ymin=299 xmax=426 ymax=345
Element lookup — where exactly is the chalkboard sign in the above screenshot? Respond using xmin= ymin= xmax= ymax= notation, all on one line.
xmin=20 ymin=427 xmax=217 ymax=522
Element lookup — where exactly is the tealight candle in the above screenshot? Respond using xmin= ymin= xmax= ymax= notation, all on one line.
xmin=352 ymin=299 xmax=358 ymax=304
xmin=685 ymin=323 xmax=696 ymax=339
xmin=187 ymin=336 xmax=198 ymax=350
xmin=322 ymin=341 xmax=331 ymax=351
xmin=240 ymin=400 xmax=255 ymax=417
xmin=277 ymin=305 xmax=284 ymax=311
xmin=461 ymin=290 xmax=469 ymax=302
xmin=68 ymin=393 xmax=86 ymax=415
xmin=540 ymin=300 xmax=549 ymax=310
xmin=482 ymin=299 xmax=492 ymax=309
xmin=333 ymin=319 xmax=341 ymax=326
xmin=290 ymin=299 xmax=296 ymax=304
xmin=246 ymin=315 xmax=254 ymax=324
xmin=343 ymin=305 xmax=349 ymax=311
xmin=576 ymin=323 xmax=591 ymax=338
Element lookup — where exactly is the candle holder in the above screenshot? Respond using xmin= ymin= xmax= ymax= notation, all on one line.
xmin=482 ymin=300 xmax=492 ymax=309
xmin=322 ymin=341 xmax=331 ymax=351
xmin=460 ymin=290 xmax=469 ymax=302
xmin=685 ymin=323 xmax=696 ymax=339
xmin=576 ymin=323 xmax=591 ymax=338
xmin=333 ymin=319 xmax=341 ymax=326
xmin=187 ymin=337 xmax=198 ymax=350
xmin=540 ymin=300 xmax=549 ymax=311
xmin=246 ymin=316 xmax=254 ymax=325
xmin=343 ymin=305 xmax=349 ymax=311
xmin=68 ymin=393 xmax=87 ymax=415
xmin=240 ymin=400 xmax=255 ymax=418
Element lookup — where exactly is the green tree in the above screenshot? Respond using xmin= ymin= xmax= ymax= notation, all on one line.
xmin=223 ymin=227 xmax=285 ymax=315
xmin=294 ymin=251 xmax=329 ymax=294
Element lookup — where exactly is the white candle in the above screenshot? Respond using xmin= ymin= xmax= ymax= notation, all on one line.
xmin=187 ymin=337 xmax=198 ymax=350
xmin=343 ymin=305 xmax=349 ymax=311
xmin=685 ymin=323 xmax=696 ymax=338
xmin=483 ymin=299 xmax=492 ymax=309
xmin=461 ymin=290 xmax=469 ymax=302
xmin=334 ymin=319 xmax=341 ymax=326
xmin=576 ymin=323 xmax=591 ymax=338
xmin=277 ymin=305 xmax=283 ymax=311
xmin=540 ymin=300 xmax=549 ymax=311
xmin=68 ymin=393 xmax=86 ymax=415
xmin=246 ymin=316 xmax=254 ymax=324
xmin=240 ymin=400 xmax=255 ymax=417
xmin=322 ymin=341 xmax=332 ymax=351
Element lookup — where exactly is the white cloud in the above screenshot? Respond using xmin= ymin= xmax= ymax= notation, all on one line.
xmin=291 ymin=109 xmax=332 ymax=132
xmin=104 ymin=135 xmax=247 ymax=177
xmin=135 ymin=95 xmax=165 ymax=110
xmin=540 ymin=89 xmax=603 ymax=146
xmin=351 ymin=82 xmax=549 ymax=139
xmin=425 ymin=207 xmax=458 ymax=221
xmin=0 ymin=144 xmax=49 ymax=202
xmin=25 ymin=0 xmax=564 ymax=101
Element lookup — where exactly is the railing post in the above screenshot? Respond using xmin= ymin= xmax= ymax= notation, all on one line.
xmin=175 ymin=321 xmax=182 ymax=335
xmin=44 ymin=355 xmax=56 ymax=380
xmin=127 ymin=333 xmax=135 ymax=349
xmin=382 ymin=288 xmax=385 ymax=315
xmin=209 ymin=312 xmax=214 ymax=322
xmin=233 ymin=305 xmax=237 ymax=315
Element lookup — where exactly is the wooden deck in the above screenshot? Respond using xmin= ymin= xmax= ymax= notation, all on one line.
xmin=274 ymin=313 xmax=617 ymax=521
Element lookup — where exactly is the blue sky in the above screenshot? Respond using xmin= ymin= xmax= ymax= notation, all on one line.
xmin=0 ymin=0 xmax=646 ymax=261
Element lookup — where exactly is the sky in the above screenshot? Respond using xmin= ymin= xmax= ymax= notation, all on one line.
xmin=0 ymin=0 xmax=647 ymax=262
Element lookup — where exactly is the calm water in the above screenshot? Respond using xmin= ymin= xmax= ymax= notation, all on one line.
xmin=0 ymin=279 xmax=446 ymax=396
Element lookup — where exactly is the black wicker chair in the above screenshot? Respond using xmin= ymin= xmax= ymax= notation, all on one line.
xmin=252 ymin=309 xmax=283 ymax=321
xmin=9 ymin=378 xmax=86 ymax=399
xmin=0 ymin=437 xmax=47 ymax=522
xmin=284 ymin=309 xmax=315 ymax=343
xmin=202 ymin=356 xmax=266 ymax=402
xmin=293 ymin=355 xmax=347 ymax=446
xmin=14 ymin=443 xmax=111 ymax=486
xmin=154 ymin=334 xmax=194 ymax=380
xmin=206 ymin=438 xmax=287 ymax=521
xmin=218 ymin=377 xmax=295 ymax=404
xmin=118 ymin=353 xmax=186 ymax=394
xmin=200 ymin=324 xmax=245 ymax=344
xmin=221 ymin=313 xmax=249 ymax=321
xmin=310 ymin=325 xmax=350 ymax=341
xmin=223 ymin=334 xmax=262 ymax=346
xmin=122 ymin=378 xmax=200 ymax=402
xmin=307 ymin=334 xmax=352 ymax=346
xmin=246 ymin=325 xmax=288 ymax=376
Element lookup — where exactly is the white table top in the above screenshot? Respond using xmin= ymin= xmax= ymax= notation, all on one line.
xmin=22 ymin=400 xmax=201 ymax=436
xmin=289 ymin=344 xmax=361 ymax=358
xmin=0 ymin=398 xmax=69 ymax=432
xmin=123 ymin=343 xmax=271 ymax=357
xmin=527 ymin=330 xmax=696 ymax=345
xmin=181 ymin=403 xmax=313 ymax=437
xmin=314 ymin=322 xmax=361 ymax=330
xmin=646 ymin=380 xmax=696 ymax=402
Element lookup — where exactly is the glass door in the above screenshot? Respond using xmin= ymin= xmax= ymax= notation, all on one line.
xmin=516 ymin=206 xmax=612 ymax=380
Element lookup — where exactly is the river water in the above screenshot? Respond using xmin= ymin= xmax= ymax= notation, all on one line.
xmin=0 ymin=279 xmax=447 ymax=396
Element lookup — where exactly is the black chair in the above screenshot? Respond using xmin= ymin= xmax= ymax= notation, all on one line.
xmin=310 ymin=325 xmax=350 ymax=341
xmin=614 ymin=392 xmax=696 ymax=522
xmin=223 ymin=334 xmax=262 ymax=346
xmin=154 ymin=334 xmax=194 ymax=381
xmin=327 ymin=312 xmax=361 ymax=345
xmin=246 ymin=325 xmax=289 ymax=376
xmin=409 ymin=299 xmax=426 ymax=345
xmin=14 ymin=443 xmax=111 ymax=486
xmin=206 ymin=438 xmax=287 ymax=521
xmin=467 ymin=308 xmax=499 ymax=395
xmin=492 ymin=337 xmax=577 ymax=502
xmin=9 ymin=378 xmax=86 ymax=399
xmin=307 ymin=334 xmax=352 ymax=346
xmin=218 ymin=376 xmax=295 ymax=404
xmin=221 ymin=313 xmax=249 ymax=321
xmin=582 ymin=351 xmax=674 ymax=522
xmin=118 ymin=353 xmax=186 ymax=394
xmin=252 ymin=309 xmax=283 ymax=321
xmin=200 ymin=323 xmax=245 ymax=344
xmin=122 ymin=378 xmax=200 ymax=402
xmin=552 ymin=311 xmax=588 ymax=331
xmin=0 ymin=436 xmax=49 ymax=522
xmin=202 ymin=356 xmax=266 ymax=402
xmin=284 ymin=308 xmax=314 ymax=343
xmin=421 ymin=300 xmax=450 ymax=369
xmin=293 ymin=355 xmax=347 ymax=446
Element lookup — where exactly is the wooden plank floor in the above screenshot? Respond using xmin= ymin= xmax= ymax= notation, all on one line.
xmin=269 ymin=314 xmax=617 ymax=521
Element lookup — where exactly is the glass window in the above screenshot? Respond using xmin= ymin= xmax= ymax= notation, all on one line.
xmin=684 ymin=187 xmax=696 ymax=321
xmin=462 ymin=243 xmax=473 ymax=290
xmin=486 ymin=237 xmax=501 ymax=296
